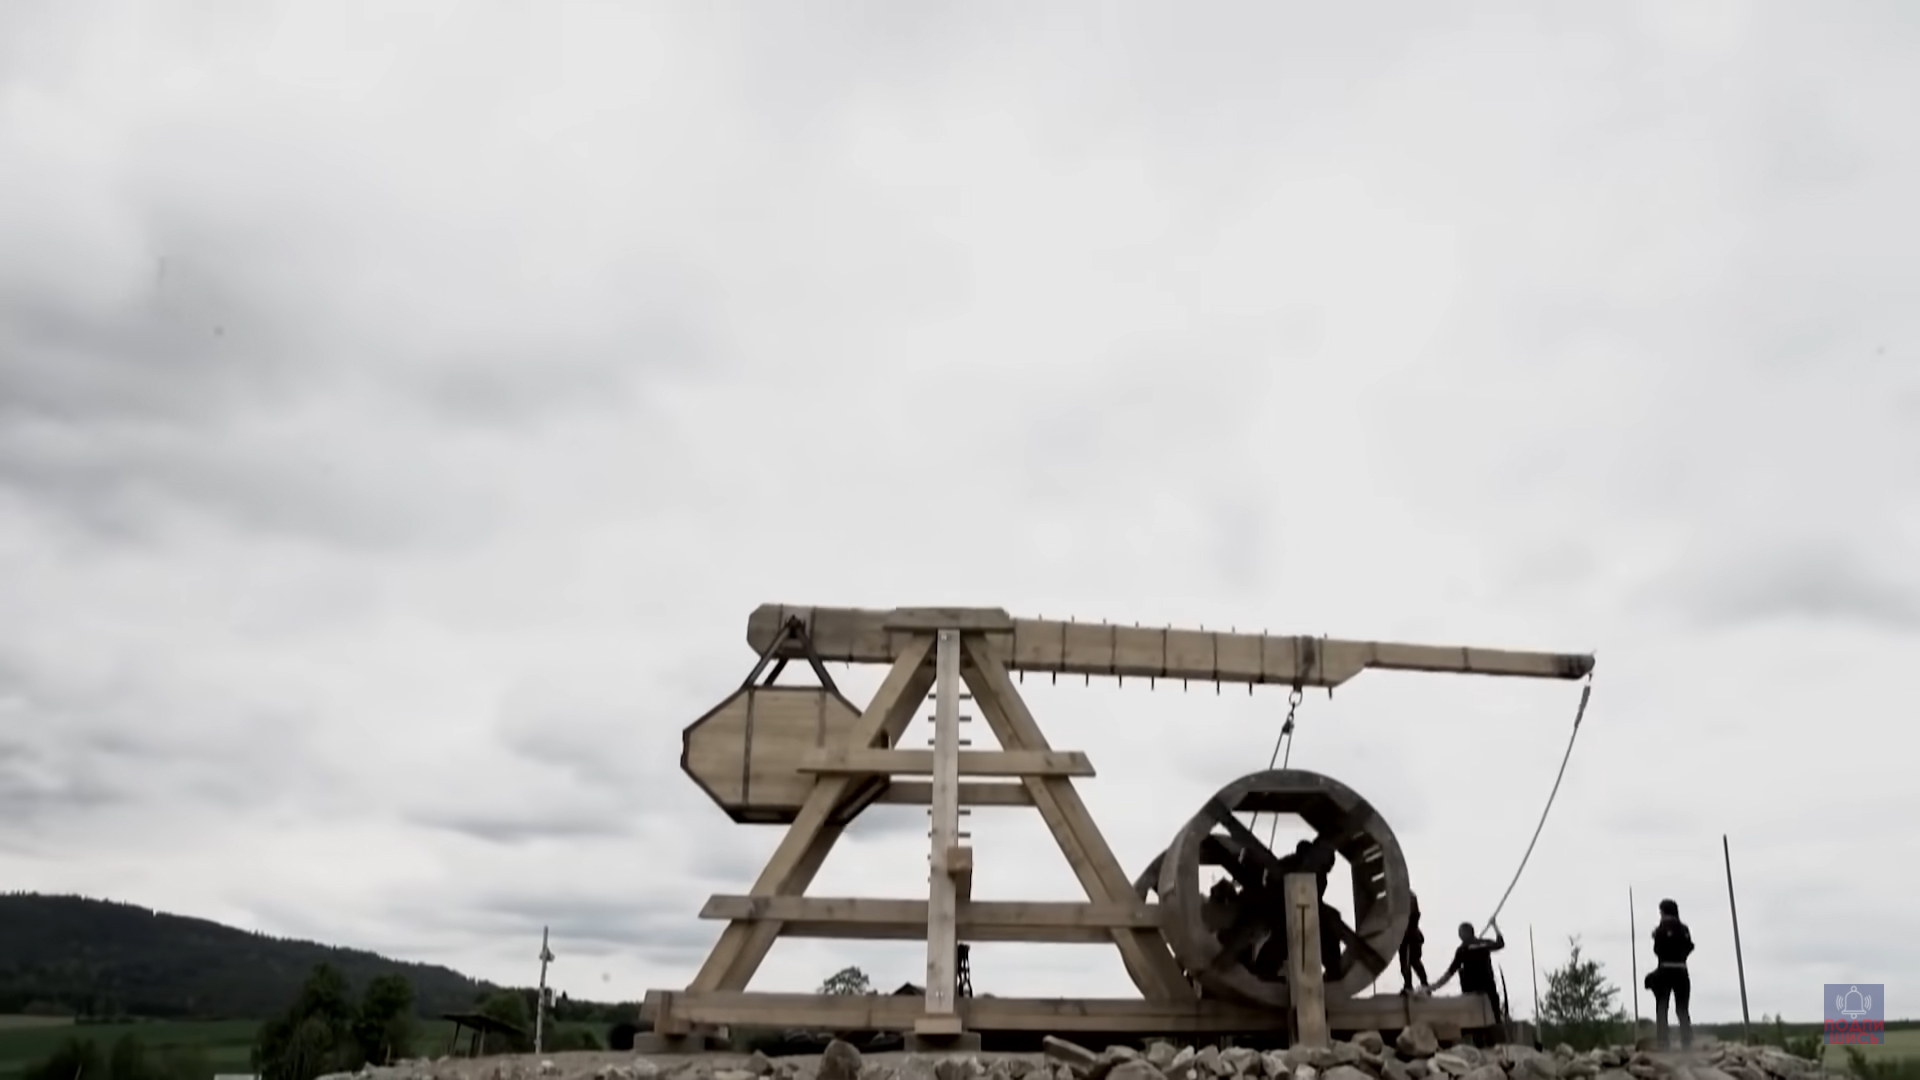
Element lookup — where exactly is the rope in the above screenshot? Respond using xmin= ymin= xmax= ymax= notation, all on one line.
xmin=1480 ymin=680 xmax=1593 ymax=936
xmin=1250 ymin=687 xmax=1304 ymax=848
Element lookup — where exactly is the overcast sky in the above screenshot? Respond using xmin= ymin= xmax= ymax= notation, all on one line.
xmin=3 ymin=1 xmax=1916 ymax=1026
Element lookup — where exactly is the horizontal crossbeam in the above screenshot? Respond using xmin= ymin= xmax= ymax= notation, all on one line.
xmin=875 ymin=780 xmax=1034 ymax=806
xmin=797 ymin=748 xmax=1093 ymax=778
xmin=699 ymin=895 xmax=1157 ymax=942
xmin=641 ymin=989 xmax=1496 ymax=1034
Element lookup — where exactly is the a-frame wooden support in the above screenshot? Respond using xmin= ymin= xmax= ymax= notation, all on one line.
xmin=658 ymin=616 xmax=1189 ymax=1041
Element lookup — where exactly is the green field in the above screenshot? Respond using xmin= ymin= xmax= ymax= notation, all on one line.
xmin=0 ymin=1020 xmax=260 ymax=1080
xmin=1826 ymin=1027 xmax=1920 ymax=1064
xmin=0 ymin=1018 xmax=611 ymax=1080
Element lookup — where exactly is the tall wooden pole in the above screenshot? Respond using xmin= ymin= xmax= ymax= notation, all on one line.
xmin=534 ymin=926 xmax=554 ymax=1054
xmin=1529 ymin=925 xmax=1542 ymax=1023
xmin=1629 ymin=888 xmax=1640 ymax=1034
xmin=924 ymin=629 xmax=962 ymax=1019
xmin=1723 ymin=835 xmax=1752 ymax=1041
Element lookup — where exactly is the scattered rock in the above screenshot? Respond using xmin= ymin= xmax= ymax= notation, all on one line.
xmin=1110 ymin=1064 xmax=1167 ymax=1080
xmin=817 ymin=1039 xmax=863 ymax=1080
xmin=1222 ymin=1050 xmax=1260 ymax=1077
xmin=1428 ymin=1054 xmax=1470 ymax=1079
xmin=1688 ymin=1066 xmax=1739 ymax=1080
xmin=1147 ymin=1044 xmax=1181 ymax=1071
xmin=1044 ymin=1037 xmax=1100 ymax=1070
xmin=748 ymin=1053 xmax=776 ymax=1077
xmin=714 ymin=1071 xmax=754 ymax=1080
xmin=1398 ymin=1027 xmax=1441 ymax=1061
xmin=1406 ymin=1063 xmax=1430 ymax=1080
xmin=1195 ymin=1048 xmax=1227 ymax=1077
xmin=1461 ymin=1065 xmax=1504 ymax=1080
xmin=933 ymin=1061 xmax=979 ymax=1080
xmin=1323 ymin=1065 xmax=1371 ymax=1080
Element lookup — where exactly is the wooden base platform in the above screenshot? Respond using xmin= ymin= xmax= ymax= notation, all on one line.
xmin=641 ymin=989 xmax=1494 ymax=1037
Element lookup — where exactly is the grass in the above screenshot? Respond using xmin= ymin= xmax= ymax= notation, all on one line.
xmin=1828 ymin=1029 xmax=1920 ymax=1064
xmin=0 ymin=1020 xmax=260 ymax=1080
xmin=0 ymin=1017 xmax=612 ymax=1080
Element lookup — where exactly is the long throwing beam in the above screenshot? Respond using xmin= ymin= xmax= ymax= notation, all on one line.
xmin=747 ymin=605 xmax=1594 ymax=689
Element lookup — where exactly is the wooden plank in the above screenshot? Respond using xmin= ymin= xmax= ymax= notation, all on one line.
xmin=798 ymin=748 xmax=1094 ymax=777
xmin=643 ymin=990 xmax=1497 ymax=1034
xmin=876 ymin=781 xmax=1035 ymax=807
xmin=700 ymin=895 xmax=1160 ymax=929
xmin=687 ymin=636 xmax=938 ymax=995
xmin=885 ymin=607 xmax=1016 ymax=631
xmin=926 ymin=629 xmax=962 ymax=1018
xmin=747 ymin=604 xmax=1595 ymax=688
xmin=947 ymin=845 xmax=974 ymax=902
xmin=960 ymin=638 xmax=1192 ymax=1001
xmin=1284 ymin=873 xmax=1330 ymax=1049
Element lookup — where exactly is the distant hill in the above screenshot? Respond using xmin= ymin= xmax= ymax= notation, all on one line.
xmin=0 ymin=893 xmax=493 ymax=1020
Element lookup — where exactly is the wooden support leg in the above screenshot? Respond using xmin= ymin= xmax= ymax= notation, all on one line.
xmin=1284 ymin=873 xmax=1330 ymax=1049
xmin=690 ymin=636 xmax=938 ymax=992
xmin=960 ymin=637 xmax=1191 ymax=1001
xmin=924 ymin=628 xmax=962 ymax=1022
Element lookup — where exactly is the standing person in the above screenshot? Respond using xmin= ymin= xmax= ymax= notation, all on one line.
xmin=1400 ymin=892 xmax=1431 ymax=995
xmin=1644 ymin=899 xmax=1694 ymax=1050
xmin=1435 ymin=919 xmax=1507 ymax=1038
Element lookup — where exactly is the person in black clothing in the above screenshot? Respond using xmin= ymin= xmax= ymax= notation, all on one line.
xmin=1644 ymin=899 xmax=1694 ymax=1050
xmin=1399 ymin=892 xmax=1431 ymax=994
xmin=1240 ymin=838 xmax=1347 ymax=981
xmin=1436 ymin=919 xmax=1507 ymax=1034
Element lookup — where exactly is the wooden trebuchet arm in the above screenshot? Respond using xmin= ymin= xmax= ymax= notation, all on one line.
xmin=746 ymin=605 xmax=1594 ymax=689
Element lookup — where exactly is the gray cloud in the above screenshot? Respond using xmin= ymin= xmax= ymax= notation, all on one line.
xmin=1655 ymin=539 xmax=1920 ymax=633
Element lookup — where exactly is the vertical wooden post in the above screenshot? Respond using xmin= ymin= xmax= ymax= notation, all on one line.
xmin=1283 ymin=873 xmax=1330 ymax=1049
xmin=1723 ymin=835 xmax=1751 ymax=1042
xmin=1529 ymin=924 xmax=1542 ymax=1026
xmin=1628 ymin=888 xmax=1640 ymax=1036
xmin=923 ymin=628 xmax=962 ymax=1024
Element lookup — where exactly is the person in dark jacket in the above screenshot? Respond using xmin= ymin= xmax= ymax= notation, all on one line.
xmin=1400 ymin=892 xmax=1431 ymax=994
xmin=1436 ymin=919 xmax=1508 ymax=1032
xmin=1645 ymin=898 xmax=1695 ymax=1050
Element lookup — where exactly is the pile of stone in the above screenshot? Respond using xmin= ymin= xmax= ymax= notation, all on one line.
xmin=1019 ymin=1029 xmax=1837 ymax=1080
xmin=322 ymin=1027 xmax=1836 ymax=1080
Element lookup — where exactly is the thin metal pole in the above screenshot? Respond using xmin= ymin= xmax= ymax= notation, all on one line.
xmin=1724 ymin=835 xmax=1752 ymax=1041
xmin=1529 ymin=925 xmax=1542 ymax=1023
xmin=1630 ymin=887 xmax=1641 ymax=1034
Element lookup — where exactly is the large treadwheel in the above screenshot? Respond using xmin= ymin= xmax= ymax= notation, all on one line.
xmin=1153 ymin=769 xmax=1410 ymax=1009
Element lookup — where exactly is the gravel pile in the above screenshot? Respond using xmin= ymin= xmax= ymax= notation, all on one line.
xmin=322 ymin=1026 xmax=1837 ymax=1080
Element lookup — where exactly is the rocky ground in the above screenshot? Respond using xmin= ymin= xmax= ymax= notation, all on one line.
xmin=323 ymin=1026 xmax=1839 ymax=1080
